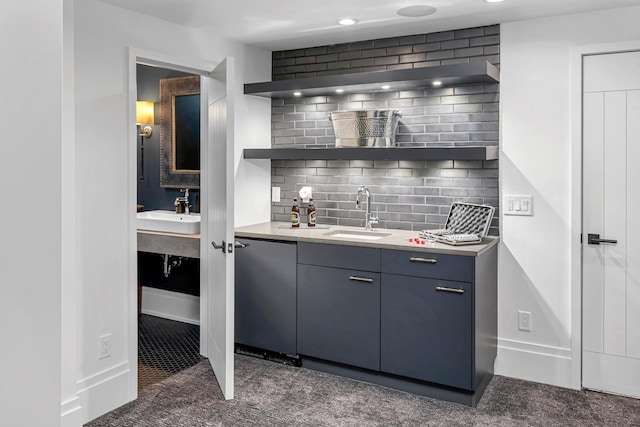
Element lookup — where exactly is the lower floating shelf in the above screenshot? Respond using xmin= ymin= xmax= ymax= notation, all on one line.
xmin=243 ymin=146 xmax=498 ymax=161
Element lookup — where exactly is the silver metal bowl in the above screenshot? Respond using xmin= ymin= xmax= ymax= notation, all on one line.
xmin=329 ymin=110 xmax=402 ymax=147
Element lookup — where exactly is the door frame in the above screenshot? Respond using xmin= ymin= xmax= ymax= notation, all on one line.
xmin=126 ymin=47 xmax=217 ymax=399
xmin=570 ymin=40 xmax=640 ymax=391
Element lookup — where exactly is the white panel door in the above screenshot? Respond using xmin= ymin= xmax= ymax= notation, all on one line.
xmin=582 ymin=51 xmax=640 ymax=398
xmin=200 ymin=57 xmax=235 ymax=399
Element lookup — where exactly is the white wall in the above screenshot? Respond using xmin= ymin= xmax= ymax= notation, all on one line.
xmin=0 ymin=1 xmax=64 ymax=426
xmin=497 ymin=5 xmax=640 ymax=388
xmin=73 ymin=0 xmax=270 ymax=422
xmin=61 ymin=0 xmax=83 ymax=425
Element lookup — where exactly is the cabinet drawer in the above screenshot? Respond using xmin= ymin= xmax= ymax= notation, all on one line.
xmin=298 ymin=242 xmax=380 ymax=272
xmin=297 ymin=264 xmax=380 ymax=371
xmin=381 ymin=249 xmax=473 ymax=282
xmin=381 ymin=274 xmax=473 ymax=390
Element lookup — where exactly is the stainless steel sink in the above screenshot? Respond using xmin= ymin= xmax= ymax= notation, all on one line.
xmin=323 ymin=229 xmax=391 ymax=241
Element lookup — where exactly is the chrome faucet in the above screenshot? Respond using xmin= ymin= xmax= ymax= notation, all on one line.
xmin=356 ymin=186 xmax=378 ymax=231
xmin=175 ymin=188 xmax=190 ymax=215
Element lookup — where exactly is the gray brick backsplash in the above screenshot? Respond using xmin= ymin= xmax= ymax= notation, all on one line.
xmin=361 ymin=168 xmax=386 ymax=177
xmin=441 ymin=39 xmax=470 ymax=50
xmin=455 ymin=27 xmax=485 ymax=39
xmin=426 ymin=50 xmax=455 ymax=61
xmin=387 ymin=204 xmax=414 ymax=213
xmin=270 ymin=25 xmax=500 ymax=234
xmin=413 ymin=42 xmax=442 ymax=53
xmin=427 ymin=31 xmax=455 ymax=42
xmin=361 ymin=48 xmax=387 ymax=58
xmin=484 ymin=45 xmax=500 ymax=55
xmin=454 ymin=104 xmax=484 ymax=113
xmin=338 ymin=51 xmax=362 ymax=61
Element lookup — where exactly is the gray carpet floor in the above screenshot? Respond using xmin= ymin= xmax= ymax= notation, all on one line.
xmin=87 ymin=354 xmax=640 ymax=426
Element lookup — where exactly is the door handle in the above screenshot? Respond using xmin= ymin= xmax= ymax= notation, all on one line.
xmin=587 ymin=234 xmax=618 ymax=245
xmin=211 ymin=240 xmax=226 ymax=253
xmin=234 ymin=241 xmax=248 ymax=249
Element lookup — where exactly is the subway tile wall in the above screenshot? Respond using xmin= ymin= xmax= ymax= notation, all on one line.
xmin=270 ymin=25 xmax=500 ymax=233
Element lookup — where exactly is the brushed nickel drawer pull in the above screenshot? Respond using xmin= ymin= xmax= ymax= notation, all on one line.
xmin=349 ymin=276 xmax=374 ymax=283
xmin=409 ymin=257 xmax=437 ymax=264
xmin=436 ymin=286 xmax=464 ymax=294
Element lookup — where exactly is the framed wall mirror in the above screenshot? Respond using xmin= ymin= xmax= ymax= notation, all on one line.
xmin=160 ymin=75 xmax=201 ymax=188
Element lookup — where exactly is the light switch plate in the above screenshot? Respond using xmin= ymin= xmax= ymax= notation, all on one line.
xmin=504 ymin=195 xmax=533 ymax=216
xmin=272 ymin=187 xmax=281 ymax=203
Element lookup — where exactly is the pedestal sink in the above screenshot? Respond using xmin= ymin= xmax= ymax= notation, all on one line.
xmin=136 ymin=210 xmax=200 ymax=234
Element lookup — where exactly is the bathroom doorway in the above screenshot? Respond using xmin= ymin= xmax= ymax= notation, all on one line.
xmin=135 ymin=63 xmax=203 ymax=390
xmin=129 ymin=50 xmax=237 ymax=400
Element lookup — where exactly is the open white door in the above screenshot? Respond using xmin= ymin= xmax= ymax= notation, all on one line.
xmin=200 ymin=57 xmax=235 ymax=399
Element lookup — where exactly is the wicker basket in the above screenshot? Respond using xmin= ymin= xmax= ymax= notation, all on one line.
xmin=329 ymin=110 xmax=402 ymax=147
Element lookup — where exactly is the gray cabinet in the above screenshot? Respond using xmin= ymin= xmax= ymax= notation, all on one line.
xmin=380 ymin=247 xmax=497 ymax=396
xmin=233 ymin=235 xmax=497 ymax=406
xmin=297 ymin=243 xmax=381 ymax=370
xmin=235 ymin=238 xmax=297 ymax=355
xmin=381 ymin=274 xmax=472 ymax=389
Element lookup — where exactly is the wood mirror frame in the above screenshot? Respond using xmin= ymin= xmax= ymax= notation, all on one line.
xmin=159 ymin=75 xmax=201 ymax=189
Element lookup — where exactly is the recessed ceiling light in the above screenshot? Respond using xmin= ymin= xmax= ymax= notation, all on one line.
xmin=484 ymin=0 xmax=505 ymax=3
xmin=336 ymin=88 xmax=344 ymax=93
xmin=397 ymin=5 xmax=437 ymax=18
xmin=381 ymin=85 xmax=391 ymax=90
xmin=432 ymin=80 xmax=442 ymax=87
xmin=293 ymin=91 xmax=302 ymax=96
xmin=338 ymin=18 xmax=359 ymax=26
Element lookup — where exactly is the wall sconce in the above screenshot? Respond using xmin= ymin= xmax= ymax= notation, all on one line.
xmin=136 ymin=101 xmax=155 ymax=182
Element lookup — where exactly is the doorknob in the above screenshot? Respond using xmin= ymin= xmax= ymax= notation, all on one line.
xmin=211 ymin=240 xmax=226 ymax=253
xmin=587 ymin=233 xmax=618 ymax=245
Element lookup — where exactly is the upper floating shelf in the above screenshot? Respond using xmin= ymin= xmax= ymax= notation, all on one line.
xmin=244 ymin=61 xmax=500 ymax=98
xmin=243 ymin=146 xmax=499 ymax=161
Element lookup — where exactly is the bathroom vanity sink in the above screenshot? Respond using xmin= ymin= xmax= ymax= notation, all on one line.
xmin=136 ymin=210 xmax=200 ymax=235
xmin=323 ymin=229 xmax=391 ymax=241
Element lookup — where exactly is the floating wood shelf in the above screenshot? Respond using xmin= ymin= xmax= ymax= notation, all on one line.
xmin=243 ymin=146 xmax=499 ymax=161
xmin=244 ymin=62 xmax=500 ymax=98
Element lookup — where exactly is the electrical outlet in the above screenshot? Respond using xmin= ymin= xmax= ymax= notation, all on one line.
xmin=518 ymin=311 xmax=532 ymax=332
xmin=99 ymin=334 xmax=112 ymax=359
xmin=272 ymin=187 xmax=281 ymax=203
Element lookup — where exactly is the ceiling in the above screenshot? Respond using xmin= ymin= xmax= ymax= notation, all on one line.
xmin=99 ymin=0 xmax=640 ymax=51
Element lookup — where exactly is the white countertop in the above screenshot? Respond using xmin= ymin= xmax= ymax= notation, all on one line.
xmin=235 ymin=222 xmax=499 ymax=257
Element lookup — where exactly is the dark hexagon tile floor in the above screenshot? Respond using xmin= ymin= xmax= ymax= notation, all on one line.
xmin=138 ymin=314 xmax=201 ymax=390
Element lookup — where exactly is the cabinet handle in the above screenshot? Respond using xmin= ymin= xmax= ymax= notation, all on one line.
xmin=349 ymin=276 xmax=374 ymax=283
xmin=409 ymin=257 xmax=437 ymax=264
xmin=436 ymin=286 xmax=464 ymax=294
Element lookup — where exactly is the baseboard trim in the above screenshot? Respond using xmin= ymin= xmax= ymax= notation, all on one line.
xmin=61 ymin=396 xmax=82 ymax=427
xmin=495 ymin=338 xmax=574 ymax=389
xmin=141 ymin=286 xmax=200 ymax=325
xmin=76 ymin=362 xmax=131 ymax=424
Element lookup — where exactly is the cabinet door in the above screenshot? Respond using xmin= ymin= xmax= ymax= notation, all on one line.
xmin=381 ymin=274 xmax=473 ymax=390
xmin=235 ymin=239 xmax=297 ymax=355
xmin=297 ymin=264 xmax=380 ymax=371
